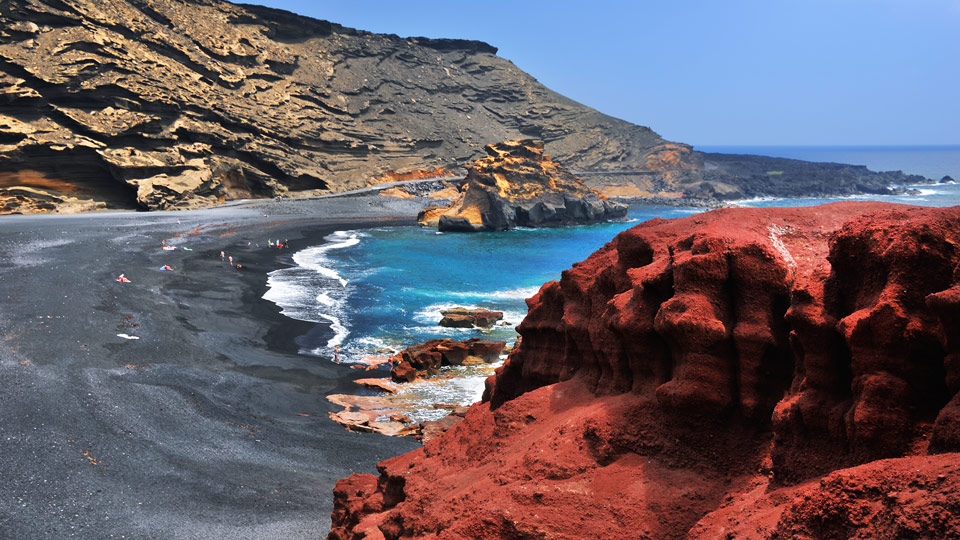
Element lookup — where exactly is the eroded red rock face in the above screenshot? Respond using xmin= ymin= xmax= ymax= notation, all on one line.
xmin=329 ymin=203 xmax=960 ymax=539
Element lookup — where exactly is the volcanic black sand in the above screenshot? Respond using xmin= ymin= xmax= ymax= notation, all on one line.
xmin=0 ymin=195 xmax=426 ymax=539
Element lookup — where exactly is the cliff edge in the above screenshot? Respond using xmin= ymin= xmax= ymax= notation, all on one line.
xmin=330 ymin=202 xmax=960 ymax=539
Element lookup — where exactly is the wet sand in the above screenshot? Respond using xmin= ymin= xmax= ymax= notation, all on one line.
xmin=0 ymin=195 xmax=426 ymax=538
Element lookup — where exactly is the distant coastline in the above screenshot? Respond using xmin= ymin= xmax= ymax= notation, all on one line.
xmin=695 ymin=145 xmax=960 ymax=180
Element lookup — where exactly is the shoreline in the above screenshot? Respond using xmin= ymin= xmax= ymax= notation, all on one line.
xmin=0 ymin=195 xmax=425 ymax=538
xmin=4 ymin=189 xmax=957 ymax=538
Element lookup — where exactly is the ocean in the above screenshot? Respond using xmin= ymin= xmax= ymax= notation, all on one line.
xmin=264 ymin=146 xmax=960 ymax=420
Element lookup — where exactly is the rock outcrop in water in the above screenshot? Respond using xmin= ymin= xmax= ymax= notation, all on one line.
xmin=418 ymin=139 xmax=627 ymax=231
xmin=390 ymin=338 xmax=505 ymax=383
xmin=437 ymin=307 xmax=503 ymax=328
xmin=329 ymin=202 xmax=960 ymax=539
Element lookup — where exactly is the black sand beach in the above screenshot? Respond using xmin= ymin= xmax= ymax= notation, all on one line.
xmin=0 ymin=195 xmax=426 ymax=538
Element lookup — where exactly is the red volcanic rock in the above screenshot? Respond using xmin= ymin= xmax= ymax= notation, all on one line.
xmin=689 ymin=453 xmax=960 ymax=539
xmin=330 ymin=203 xmax=960 ymax=540
xmin=438 ymin=307 xmax=504 ymax=328
xmin=389 ymin=338 xmax=505 ymax=383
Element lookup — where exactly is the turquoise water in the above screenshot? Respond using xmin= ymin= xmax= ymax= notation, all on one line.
xmin=264 ymin=147 xmax=960 ymax=418
xmin=263 ymin=206 xmax=703 ymax=419
xmin=695 ymin=145 xmax=960 ymax=181
xmin=265 ymin=205 xmax=703 ymax=361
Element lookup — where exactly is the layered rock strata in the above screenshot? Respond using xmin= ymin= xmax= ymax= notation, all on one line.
xmin=0 ymin=0 xmax=674 ymax=212
xmin=330 ymin=202 xmax=960 ymax=539
xmin=0 ymin=1 xmax=930 ymax=214
xmin=418 ymin=139 xmax=628 ymax=231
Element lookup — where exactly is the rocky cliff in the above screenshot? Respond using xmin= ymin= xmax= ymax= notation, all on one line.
xmin=418 ymin=139 xmax=627 ymax=231
xmin=0 ymin=0 xmax=671 ymax=212
xmin=329 ymin=202 xmax=960 ymax=539
xmin=0 ymin=1 xmax=928 ymax=214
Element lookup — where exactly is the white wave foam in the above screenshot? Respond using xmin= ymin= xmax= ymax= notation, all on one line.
xmin=262 ymin=230 xmax=364 ymax=359
xmin=436 ymin=286 xmax=542 ymax=301
xmin=315 ymin=266 xmax=348 ymax=287
xmin=319 ymin=313 xmax=349 ymax=348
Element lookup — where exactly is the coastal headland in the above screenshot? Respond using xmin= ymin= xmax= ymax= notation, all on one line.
xmin=0 ymin=0 xmax=929 ymax=214
xmin=1 ymin=1 xmax=956 ymax=539
xmin=330 ymin=201 xmax=960 ymax=539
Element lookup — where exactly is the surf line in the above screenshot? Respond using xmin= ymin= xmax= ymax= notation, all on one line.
xmin=262 ymin=230 xmax=363 ymax=354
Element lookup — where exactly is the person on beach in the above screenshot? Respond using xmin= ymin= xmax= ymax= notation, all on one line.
xmin=161 ymin=265 xmax=173 ymax=272
xmin=228 ymin=256 xmax=233 ymax=265
xmin=268 ymin=239 xmax=274 ymax=248
xmin=115 ymin=274 xmax=130 ymax=283
xmin=220 ymin=250 xmax=225 ymax=260
xmin=334 ymin=346 xmax=340 ymax=364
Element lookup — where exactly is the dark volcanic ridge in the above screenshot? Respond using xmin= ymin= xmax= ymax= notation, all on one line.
xmin=0 ymin=0 xmax=928 ymax=214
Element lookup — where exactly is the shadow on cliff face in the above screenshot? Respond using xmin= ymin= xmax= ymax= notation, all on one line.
xmin=0 ymin=164 xmax=140 ymax=213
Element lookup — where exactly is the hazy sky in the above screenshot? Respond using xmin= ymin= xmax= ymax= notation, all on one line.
xmin=245 ymin=1 xmax=958 ymax=146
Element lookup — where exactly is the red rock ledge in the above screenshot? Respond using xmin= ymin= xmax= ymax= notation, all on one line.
xmin=329 ymin=202 xmax=960 ymax=540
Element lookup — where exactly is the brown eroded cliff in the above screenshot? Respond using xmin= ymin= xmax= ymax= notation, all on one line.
xmin=0 ymin=0 xmax=670 ymax=212
xmin=417 ymin=139 xmax=627 ymax=231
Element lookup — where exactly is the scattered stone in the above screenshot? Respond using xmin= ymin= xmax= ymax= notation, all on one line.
xmin=325 ymin=394 xmax=417 ymax=437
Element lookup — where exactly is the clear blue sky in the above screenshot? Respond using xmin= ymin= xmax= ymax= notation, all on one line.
xmin=244 ymin=1 xmax=958 ymax=146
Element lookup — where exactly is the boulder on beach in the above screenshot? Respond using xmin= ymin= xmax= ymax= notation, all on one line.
xmin=438 ymin=307 xmax=504 ymax=328
xmin=417 ymin=139 xmax=628 ymax=232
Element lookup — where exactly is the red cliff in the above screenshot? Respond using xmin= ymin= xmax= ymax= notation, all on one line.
xmin=329 ymin=202 xmax=960 ymax=539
